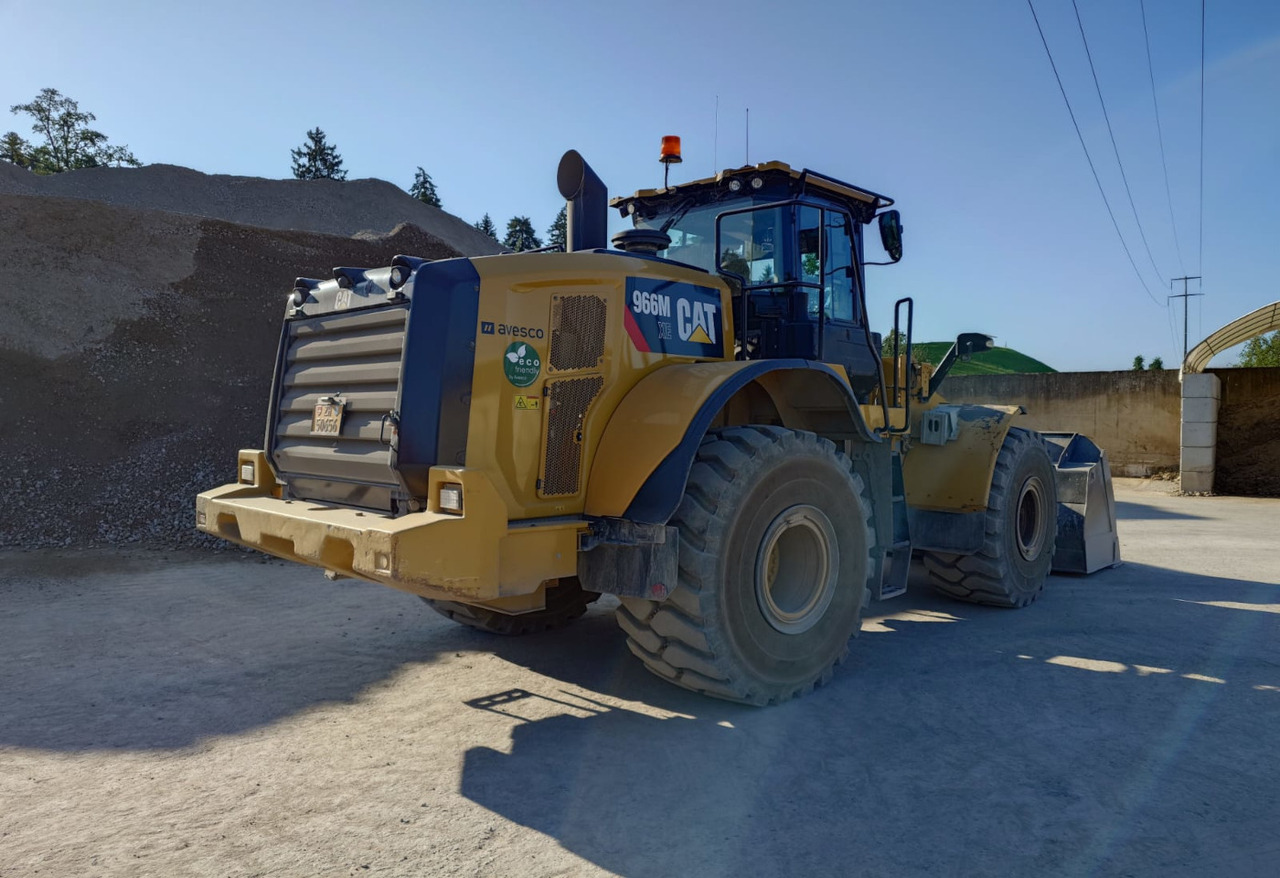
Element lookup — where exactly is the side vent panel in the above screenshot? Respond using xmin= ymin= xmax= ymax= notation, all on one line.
xmin=549 ymin=295 xmax=607 ymax=371
xmin=540 ymin=375 xmax=604 ymax=497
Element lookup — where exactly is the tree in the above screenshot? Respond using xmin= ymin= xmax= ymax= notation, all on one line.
xmin=291 ymin=127 xmax=346 ymax=180
xmin=1149 ymin=356 xmax=1164 ymax=370
xmin=474 ymin=213 xmax=498 ymax=240
xmin=1 ymin=131 xmax=30 ymax=168
xmin=1238 ymin=331 xmax=1280 ymax=368
xmin=503 ymin=216 xmax=541 ymax=252
xmin=547 ymin=206 xmax=567 ymax=250
xmin=8 ymin=88 xmax=139 ymax=174
xmin=879 ymin=329 xmax=920 ymax=363
xmin=1132 ymin=355 xmax=1145 ymax=371
xmin=409 ymin=166 xmax=440 ymax=207
xmin=881 ymin=329 xmax=907 ymax=358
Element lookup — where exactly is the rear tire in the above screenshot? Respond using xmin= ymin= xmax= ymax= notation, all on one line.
xmin=423 ymin=577 xmax=596 ymax=635
xmin=922 ymin=427 xmax=1057 ymax=608
xmin=616 ymin=426 xmax=873 ymax=706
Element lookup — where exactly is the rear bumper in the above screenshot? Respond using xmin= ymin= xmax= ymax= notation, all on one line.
xmin=195 ymin=452 xmax=584 ymax=602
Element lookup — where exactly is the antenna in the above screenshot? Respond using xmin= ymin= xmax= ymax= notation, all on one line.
xmin=745 ymin=108 xmax=750 ymax=165
xmin=713 ymin=94 xmax=719 ymax=174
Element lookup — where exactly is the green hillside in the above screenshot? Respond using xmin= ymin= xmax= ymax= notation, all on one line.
xmin=911 ymin=342 xmax=1056 ymax=376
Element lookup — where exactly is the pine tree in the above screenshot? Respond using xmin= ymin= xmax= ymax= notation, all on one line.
xmin=409 ymin=166 xmax=441 ymax=207
xmin=1 ymin=131 xmax=31 ymax=168
xmin=474 ymin=213 xmax=498 ymax=240
xmin=503 ymin=216 xmax=542 ymax=252
xmin=290 ymin=127 xmax=346 ymax=180
xmin=547 ymin=206 xmax=567 ymax=250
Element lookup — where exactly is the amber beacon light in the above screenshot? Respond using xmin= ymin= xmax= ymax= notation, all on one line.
xmin=660 ymin=135 xmax=683 ymax=164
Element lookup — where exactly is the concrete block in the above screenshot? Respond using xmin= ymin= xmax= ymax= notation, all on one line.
xmin=1180 ymin=445 xmax=1216 ymax=473
xmin=1180 ymin=470 xmax=1215 ymax=493
xmin=1180 ymin=421 xmax=1217 ymax=448
xmin=1181 ymin=396 xmax=1220 ymax=423
xmin=1181 ymin=373 xmax=1221 ymax=399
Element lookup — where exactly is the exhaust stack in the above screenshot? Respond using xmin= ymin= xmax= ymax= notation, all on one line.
xmin=557 ymin=150 xmax=608 ymax=252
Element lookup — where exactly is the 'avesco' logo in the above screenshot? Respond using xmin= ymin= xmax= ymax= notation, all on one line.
xmin=624 ymin=278 xmax=724 ymax=357
xmin=481 ymin=321 xmax=544 ymax=339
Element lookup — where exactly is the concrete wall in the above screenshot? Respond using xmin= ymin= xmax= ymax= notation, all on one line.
xmin=940 ymin=371 xmax=1181 ymax=476
xmin=1179 ymin=373 xmax=1220 ymax=493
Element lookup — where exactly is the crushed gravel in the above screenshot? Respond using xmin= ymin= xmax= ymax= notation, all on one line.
xmin=0 ymin=194 xmax=464 ymax=550
xmin=0 ymin=161 xmax=503 ymax=257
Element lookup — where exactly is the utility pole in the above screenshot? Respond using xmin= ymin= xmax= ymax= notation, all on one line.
xmin=1169 ymin=276 xmax=1203 ymax=363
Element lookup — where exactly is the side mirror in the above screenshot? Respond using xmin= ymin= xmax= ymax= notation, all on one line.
xmin=878 ymin=210 xmax=903 ymax=263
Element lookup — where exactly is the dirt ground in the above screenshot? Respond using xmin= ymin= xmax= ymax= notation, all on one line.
xmin=2 ymin=480 xmax=1278 ymax=877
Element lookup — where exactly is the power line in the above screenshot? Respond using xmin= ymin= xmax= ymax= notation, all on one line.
xmin=1199 ymin=0 xmax=1205 ymax=276
xmin=1026 ymin=0 xmax=1162 ymax=306
xmin=1140 ymin=0 xmax=1186 ymax=276
xmin=1072 ymin=0 xmax=1165 ymax=286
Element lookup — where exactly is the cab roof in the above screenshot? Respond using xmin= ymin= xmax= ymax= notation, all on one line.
xmin=611 ymin=161 xmax=894 ymax=224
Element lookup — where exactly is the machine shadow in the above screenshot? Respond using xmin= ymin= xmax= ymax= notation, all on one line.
xmin=458 ymin=563 xmax=1280 ymax=878
xmin=1114 ymin=499 xmax=1208 ymax=521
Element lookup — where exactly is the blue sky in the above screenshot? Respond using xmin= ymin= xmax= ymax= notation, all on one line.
xmin=3 ymin=0 xmax=1277 ymax=371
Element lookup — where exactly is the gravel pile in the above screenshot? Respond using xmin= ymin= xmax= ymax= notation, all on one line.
xmin=0 ymin=195 xmax=464 ymax=549
xmin=0 ymin=161 xmax=504 ymax=257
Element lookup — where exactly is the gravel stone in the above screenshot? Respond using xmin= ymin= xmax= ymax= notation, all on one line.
xmin=0 ymin=182 xmax=474 ymax=550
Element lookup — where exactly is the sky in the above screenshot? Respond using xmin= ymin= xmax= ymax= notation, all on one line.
xmin=2 ymin=0 xmax=1277 ymax=371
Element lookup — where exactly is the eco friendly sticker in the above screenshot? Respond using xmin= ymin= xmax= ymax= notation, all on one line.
xmin=503 ymin=342 xmax=541 ymax=388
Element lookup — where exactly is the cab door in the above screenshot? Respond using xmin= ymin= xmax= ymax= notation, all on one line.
xmin=797 ymin=207 xmax=879 ymax=395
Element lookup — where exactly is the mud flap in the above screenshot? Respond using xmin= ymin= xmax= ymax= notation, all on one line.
xmin=1041 ymin=433 xmax=1121 ymax=574
xmin=578 ymin=521 xmax=679 ymax=601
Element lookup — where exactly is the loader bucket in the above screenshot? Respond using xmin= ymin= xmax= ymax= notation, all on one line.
xmin=1039 ymin=432 xmax=1121 ymax=574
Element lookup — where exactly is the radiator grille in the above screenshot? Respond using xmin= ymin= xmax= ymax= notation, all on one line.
xmin=271 ymin=306 xmax=407 ymax=507
xmin=540 ymin=375 xmax=604 ymax=496
xmin=549 ymin=295 xmax=607 ymax=371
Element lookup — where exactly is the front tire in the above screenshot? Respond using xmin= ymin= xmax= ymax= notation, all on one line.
xmin=616 ymin=426 xmax=873 ymax=705
xmin=922 ymin=427 xmax=1058 ymax=608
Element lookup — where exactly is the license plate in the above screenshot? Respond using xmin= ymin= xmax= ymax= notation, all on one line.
xmin=311 ymin=401 xmax=346 ymax=437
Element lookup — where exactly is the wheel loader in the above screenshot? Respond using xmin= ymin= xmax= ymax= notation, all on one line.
xmin=196 ymin=140 xmax=1120 ymax=705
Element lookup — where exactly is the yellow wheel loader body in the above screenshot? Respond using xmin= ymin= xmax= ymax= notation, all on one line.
xmin=195 ymin=147 xmax=1118 ymax=704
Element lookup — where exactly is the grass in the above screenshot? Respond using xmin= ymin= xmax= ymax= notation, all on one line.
xmin=910 ymin=342 xmax=1056 ymax=376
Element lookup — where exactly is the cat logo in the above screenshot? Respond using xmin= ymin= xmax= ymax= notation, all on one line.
xmin=624 ymin=277 xmax=724 ymax=358
xmin=677 ymin=297 xmax=717 ymax=345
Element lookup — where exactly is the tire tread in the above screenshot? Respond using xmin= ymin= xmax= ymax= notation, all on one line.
xmin=615 ymin=425 xmax=873 ymax=705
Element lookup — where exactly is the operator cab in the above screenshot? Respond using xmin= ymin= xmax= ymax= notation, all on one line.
xmin=612 ymin=161 xmax=902 ymax=399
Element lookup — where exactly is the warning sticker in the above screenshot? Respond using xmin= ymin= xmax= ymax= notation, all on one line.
xmin=514 ymin=395 xmax=541 ymax=411
xmin=624 ymin=277 xmax=724 ymax=358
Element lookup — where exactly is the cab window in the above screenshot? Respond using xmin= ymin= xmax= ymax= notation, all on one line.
xmin=824 ymin=211 xmax=856 ymax=322
xmin=717 ymin=207 xmax=791 ymax=285
xmin=796 ymin=207 xmax=856 ymax=322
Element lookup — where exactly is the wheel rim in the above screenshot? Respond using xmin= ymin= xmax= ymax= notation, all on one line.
xmin=1015 ymin=476 xmax=1048 ymax=562
xmin=754 ymin=504 xmax=839 ymax=634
